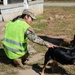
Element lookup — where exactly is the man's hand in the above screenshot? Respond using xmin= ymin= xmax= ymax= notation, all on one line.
xmin=47 ymin=43 xmax=57 ymax=48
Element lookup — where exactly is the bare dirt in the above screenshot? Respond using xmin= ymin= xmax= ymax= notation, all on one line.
xmin=17 ymin=52 xmax=75 ymax=75
xmin=18 ymin=53 xmax=44 ymax=75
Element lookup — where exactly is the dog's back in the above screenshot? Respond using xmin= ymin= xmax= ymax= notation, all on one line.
xmin=46 ymin=47 xmax=74 ymax=64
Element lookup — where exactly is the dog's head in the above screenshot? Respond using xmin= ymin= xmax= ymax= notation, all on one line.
xmin=70 ymin=35 xmax=75 ymax=47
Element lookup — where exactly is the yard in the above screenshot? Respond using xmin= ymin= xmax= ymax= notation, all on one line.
xmin=0 ymin=6 xmax=75 ymax=75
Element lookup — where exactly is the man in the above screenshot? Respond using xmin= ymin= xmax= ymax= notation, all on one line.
xmin=2 ymin=9 xmax=56 ymax=69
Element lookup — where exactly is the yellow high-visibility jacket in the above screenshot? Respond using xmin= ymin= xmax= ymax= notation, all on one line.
xmin=2 ymin=20 xmax=30 ymax=59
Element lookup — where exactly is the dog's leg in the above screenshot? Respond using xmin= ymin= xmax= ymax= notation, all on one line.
xmin=50 ymin=60 xmax=57 ymax=72
xmin=41 ymin=58 xmax=49 ymax=75
xmin=41 ymin=63 xmax=48 ymax=75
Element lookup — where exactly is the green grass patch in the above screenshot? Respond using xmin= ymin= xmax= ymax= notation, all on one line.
xmin=33 ymin=6 xmax=75 ymax=38
xmin=33 ymin=22 xmax=48 ymax=33
xmin=45 ymin=0 xmax=75 ymax=2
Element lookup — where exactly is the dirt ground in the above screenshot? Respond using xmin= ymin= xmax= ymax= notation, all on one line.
xmin=18 ymin=53 xmax=44 ymax=75
xmin=17 ymin=53 xmax=75 ymax=75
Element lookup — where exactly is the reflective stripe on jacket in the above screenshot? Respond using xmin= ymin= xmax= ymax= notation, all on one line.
xmin=2 ymin=20 xmax=30 ymax=59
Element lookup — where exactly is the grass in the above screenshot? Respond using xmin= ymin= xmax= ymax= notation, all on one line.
xmin=33 ymin=22 xmax=48 ymax=33
xmin=45 ymin=0 xmax=75 ymax=2
xmin=0 ymin=63 xmax=18 ymax=75
xmin=0 ymin=48 xmax=18 ymax=75
xmin=33 ymin=6 xmax=75 ymax=38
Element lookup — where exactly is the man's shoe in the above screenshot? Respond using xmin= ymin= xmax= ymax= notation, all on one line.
xmin=14 ymin=58 xmax=25 ymax=69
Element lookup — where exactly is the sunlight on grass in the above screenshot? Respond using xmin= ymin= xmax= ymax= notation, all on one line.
xmin=33 ymin=22 xmax=48 ymax=33
xmin=33 ymin=6 xmax=75 ymax=38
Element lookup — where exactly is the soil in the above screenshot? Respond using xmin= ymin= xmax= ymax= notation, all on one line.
xmin=17 ymin=52 xmax=75 ymax=75
xmin=18 ymin=53 xmax=44 ymax=75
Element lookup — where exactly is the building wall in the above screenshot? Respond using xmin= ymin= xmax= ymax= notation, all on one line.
xmin=29 ymin=0 xmax=43 ymax=16
xmin=8 ymin=0 xmax=23 ymax=4
xmin=0 ymin=0 xmax=44 ymax=21
xmin=30 ymin=4 xmax=43 ymax=16
xmin=1 ymin=5 xmax=24 ymax=21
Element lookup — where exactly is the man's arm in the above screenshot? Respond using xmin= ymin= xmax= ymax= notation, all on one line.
xmin=26 ymin=28 xmax=55 ymax=48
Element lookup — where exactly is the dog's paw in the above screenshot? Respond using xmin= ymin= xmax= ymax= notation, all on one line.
xmin=40 ymin=73 xmax=44 ymax=75
xmin=73 ymin=62 xmax=75 ymax=65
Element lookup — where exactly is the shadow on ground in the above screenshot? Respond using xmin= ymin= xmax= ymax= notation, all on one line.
xmin=39 ymin=35 xmax=71 ymax=47
xmin=0 ymin=48 xmax=15 ymax=66
xmin=32 ymin=63 xmax=70 ymax=75
xmin=0 ymin=36 xmax=71 ymax=67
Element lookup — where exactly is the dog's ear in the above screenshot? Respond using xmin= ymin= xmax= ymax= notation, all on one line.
xmin=74 ymin=35 xmax=75 ymax=39
xmin=70 ymin=35 xmax=75 ymax=47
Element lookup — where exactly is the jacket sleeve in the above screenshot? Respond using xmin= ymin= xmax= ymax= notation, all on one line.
xmin=25 ymin=28 xmax=49 ymax=47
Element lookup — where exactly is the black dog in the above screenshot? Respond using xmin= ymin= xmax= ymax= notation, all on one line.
xmin=41 ymin=47 xmax=75 ymax=75
xmin=41 ymin=35 xmax=75 ymax=75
